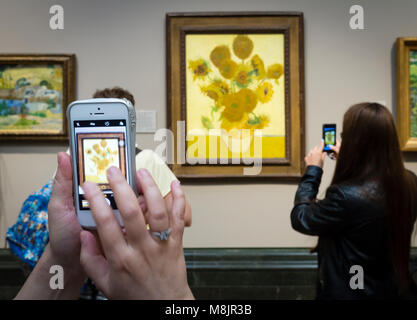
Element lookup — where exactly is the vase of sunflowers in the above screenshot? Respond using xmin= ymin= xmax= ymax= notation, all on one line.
xmin=188 ymin=34 xmax=284 ymax=147
xmin=86 ymin=139 xmax=118 ymax=181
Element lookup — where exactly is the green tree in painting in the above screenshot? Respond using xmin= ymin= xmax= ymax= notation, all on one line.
xmin=14 ymin=103 xmax=39 ymax=127
xmin=46 ymin=98 xmax=56 ymax=110
xmin=15 ymin=77 xmax=30 ymax=88
xmin=20 ymin=103 xmax=29 ymax=117
xmin=39 ymin=80 xmax=53 ymax=89
xmin=0 ymin=100 xmax=7 ymax=116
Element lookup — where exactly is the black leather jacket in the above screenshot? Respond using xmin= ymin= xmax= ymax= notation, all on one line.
xmin=291 ymin=165 xmax=416 ymax=299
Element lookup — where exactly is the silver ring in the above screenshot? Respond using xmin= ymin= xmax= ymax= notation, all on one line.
xmin=150 ymin=228 xmax=172 ymax=241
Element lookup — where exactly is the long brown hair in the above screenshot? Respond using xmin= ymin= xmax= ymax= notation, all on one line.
xmin=332 ymin=102 xmax=417 ymax=291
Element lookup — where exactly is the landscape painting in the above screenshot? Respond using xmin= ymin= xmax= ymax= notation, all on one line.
xmin=410 ymin=49 xmax=417 ymax=138
xmin=0 ymin=54 xmax=75 ymax=141
xmin=396 ymin=38 xmax=417 ymax=151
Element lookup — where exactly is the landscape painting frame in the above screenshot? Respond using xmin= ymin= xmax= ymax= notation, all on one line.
xmin=396 ymin=38 xmax=417 ymax=151
xmin=0 ymin=54 xmax=75 ymax=141
xmin=166 ymin=12 xmax=305 ymax=180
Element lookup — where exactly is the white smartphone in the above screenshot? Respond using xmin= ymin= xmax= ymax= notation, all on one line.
xmin=67 ymin=98 xmax=138 ymax=229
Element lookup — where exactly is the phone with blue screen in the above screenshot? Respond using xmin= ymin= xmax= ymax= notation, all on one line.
xmin=323 ymin=124 xmax=336 ymax=153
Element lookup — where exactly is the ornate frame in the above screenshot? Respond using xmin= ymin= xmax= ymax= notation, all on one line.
xmin=0 ymin=54 xmax=75 ymax=141
xmin=166 ymin=13 xmax=305 ymax=180
xmin=396 ymin=38 xmax=417 ymax=151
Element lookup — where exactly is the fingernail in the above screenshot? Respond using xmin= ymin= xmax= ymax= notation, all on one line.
xmin=106 ymin=166 xmax=119 ymax=178
xmin=138 ymin=169 xmax=149 ymax=178
xmin=81 ymin=181 xmax=93 ymax=193
xmin=57 ymin=152 xmax=63 ymax=167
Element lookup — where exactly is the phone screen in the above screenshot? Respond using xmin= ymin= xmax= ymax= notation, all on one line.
xmin=74 ymin=119 xmax=128 ymax=210
xmin=323 ymin=124 xmax=336 ymax=152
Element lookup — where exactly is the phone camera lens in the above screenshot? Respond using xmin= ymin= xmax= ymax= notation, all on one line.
xmin=98 ymin=107 xmax=101 ymax=110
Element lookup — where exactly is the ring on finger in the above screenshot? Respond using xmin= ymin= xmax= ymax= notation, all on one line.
xmin=150 ymin=228 xmax=172 ymax=241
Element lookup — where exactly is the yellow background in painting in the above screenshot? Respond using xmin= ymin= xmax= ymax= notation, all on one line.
xmin=185 ymin=34 xmax=286 ymax=159
xmin=0 ymin=65 xmax=63 ymax=91
xmin=187 ymin=135 xmax=285 ymax=159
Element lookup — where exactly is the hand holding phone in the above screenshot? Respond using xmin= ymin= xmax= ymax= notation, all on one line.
xmin=79 ymin=167 xmax=194 ymax=300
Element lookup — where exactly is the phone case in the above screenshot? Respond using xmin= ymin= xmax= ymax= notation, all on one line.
xmin=66 ymin=98 xmax=138 ymax=227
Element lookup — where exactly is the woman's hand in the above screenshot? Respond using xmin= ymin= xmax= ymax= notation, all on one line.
xmin=15 ymin=152 xmax=85 ymax=299
xmin=47 ymin=152 xmax=84 ymax=268
xmin=329 ymin=139 xmax=341 ymax=160
xmin=80 ymin=167 xmax=193 ymax=300
xmin=305 ymin=141 xmax=327 ymax=168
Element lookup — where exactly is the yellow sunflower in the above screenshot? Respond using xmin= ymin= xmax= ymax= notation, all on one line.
xmin=234 ymin=63 xmax=252 ymax=88
xmin=238 ymin=88 xmax=258 ymax=113
xmin=210 ymin=45 xmax=231 ymax=68
xmin=251 ymin=54 xmax=266 ymax=79
xmin=213 ymin=79 xmax=230 ymax=96
xmin=200 ymin=80 xmax=229 ymax=106
xmin=256 ymin=82 xmax=274 ymax=103
xmin=200 ymin=85 xmax=221 ymax=104
xmin=233 ymin=35 xmax=254 ymax=60
xmin=188 ymin=58 xmax=210 ymax=80
xmin=243 ymin=114 xmax=271 ymax=131
xmin=222 ymin=93 xmax=246 ymax=122
xmin=221 ymin=113 xmax=250 ymax=133
xmin=218 ymin=59 xmax=238 ymax=79
xmin=267 ymin=63 xmax=284 ymax=81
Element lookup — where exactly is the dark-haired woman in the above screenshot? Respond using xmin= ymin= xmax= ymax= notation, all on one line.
xmin=291 ymin=102 xmax=417 ymax=299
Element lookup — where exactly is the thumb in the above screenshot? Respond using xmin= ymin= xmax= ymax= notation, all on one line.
xmin=51 ymin=152 xmax=73 ymax=203
xmin=48 ymin=152 xmax=75 ymax=223
xmin=80 ymin=231 xmax=109 ymax=294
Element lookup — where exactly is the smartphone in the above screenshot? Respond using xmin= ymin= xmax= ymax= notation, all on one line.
xmin=67 ymin=98 xmax=137 ymax=228
xmin=323 ymin=124 xmax=336 ymax=153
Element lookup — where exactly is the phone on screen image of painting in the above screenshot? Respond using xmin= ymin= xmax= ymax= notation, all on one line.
xmin=323 ymin=124 xmax=336 ymax=153
xmin=67 ymin=98 xmax=137 ymax=229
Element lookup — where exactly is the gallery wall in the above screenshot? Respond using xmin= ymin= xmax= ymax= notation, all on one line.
xmin=0 ymin=0 xmax=417 ymax=248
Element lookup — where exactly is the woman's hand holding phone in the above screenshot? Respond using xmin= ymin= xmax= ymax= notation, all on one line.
xmin=80 ymin=167 xmax=194 ymax=300
xmin=305 ymin=141 xmax=327 ymax=168
xmin=15 ymin=152 xmax=86 ymax=299
xmin=305 ymin=139 xmax=342 ymax=169
xmin=48 ymin=152 xmax=84 ymax=268
xmin=329 ymin=139 xmax=341 ymax=159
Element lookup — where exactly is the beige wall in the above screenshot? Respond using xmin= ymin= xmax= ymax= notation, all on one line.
xmin=1 ymin=0 xmax=417 ymax=248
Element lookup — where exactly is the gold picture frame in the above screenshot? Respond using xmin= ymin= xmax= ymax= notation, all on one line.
xmin=0 ymin=54 xmax=75 ymax=141
xmin=166 ymin=12 xmax=305 ymax=180
xmin=396 ymin=38 xmax=417 ymax=151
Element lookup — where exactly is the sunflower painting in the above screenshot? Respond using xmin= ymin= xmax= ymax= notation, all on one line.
xmin=186 ymin=34 xmax=286 ymax=161
xmin=83 ymin=138 xmax=120 ymax=184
